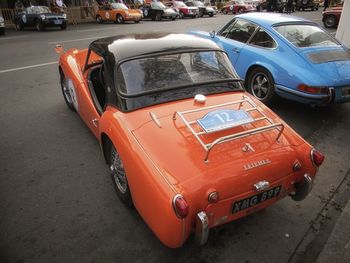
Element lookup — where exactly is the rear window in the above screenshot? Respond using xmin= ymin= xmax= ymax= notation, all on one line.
xmin=116 ymin=51 xmax=239 ymax=96
xmin=273 ymin=24 xmax=339 ymax=48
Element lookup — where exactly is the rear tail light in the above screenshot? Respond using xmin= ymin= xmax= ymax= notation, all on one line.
xmin=297 ymin=85 xmax=329 ymax=95
xmin=311 ymin=148 xmax=325 ymax=167
xmin=172 ymin=194 xmax=189 ymax=219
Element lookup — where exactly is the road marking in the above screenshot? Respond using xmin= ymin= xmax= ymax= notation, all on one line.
xmin=48 ymin=36 xmax=109 ymax=44
xmin=0 ymin=61 xmax=57 ymax=74
xmin=0 ymin=35 xmax=28 ymax=41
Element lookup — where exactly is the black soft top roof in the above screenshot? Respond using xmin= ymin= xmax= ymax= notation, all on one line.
xmin=89 ymin=33 xmax=223 ymax=65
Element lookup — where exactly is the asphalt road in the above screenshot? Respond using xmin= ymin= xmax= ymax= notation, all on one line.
xmin=0 ymin=10 xmax=349 ymax=263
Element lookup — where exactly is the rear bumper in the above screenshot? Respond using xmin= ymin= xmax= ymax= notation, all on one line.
xmin=275 ymin=84 xmax=350 ymax=105
xmin=194 ymin=173 xmax=314 ymax=245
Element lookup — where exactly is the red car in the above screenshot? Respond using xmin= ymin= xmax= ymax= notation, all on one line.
xmin=323 ymin=6 xmax=342 ymax=28
xmin=221 ymin=0 xmax=255 ymax=14
xmin=171 ymin=1 xmax=199 ymax=18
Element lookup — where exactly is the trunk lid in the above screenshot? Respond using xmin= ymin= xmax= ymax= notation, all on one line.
xmin=125 ymin=92 xmax=304 ymax=199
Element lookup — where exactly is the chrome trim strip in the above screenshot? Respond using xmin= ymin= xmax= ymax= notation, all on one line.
xmin=195 ymin=211 xmax=209 ymax=246
xmin=149 ymin=112 xmax=162 ymax=128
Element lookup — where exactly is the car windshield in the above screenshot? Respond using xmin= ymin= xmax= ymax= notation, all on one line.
xmin=194 ymin=1 xmax=205 ymax=6
xmin=30 ymin=6 xmax=51 ymax=14
xmin=151 ymin=2 xmax=166 ymax=9
xmin=111 ymin=3 xmax=128 ymax=10
xmin=117 ymin=51 xmax=241 ymax=97
xmin=274 ymin=24 xmax=339 ymax=48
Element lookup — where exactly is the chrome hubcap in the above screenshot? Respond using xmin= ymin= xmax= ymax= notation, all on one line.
xmin=110 ymin=147 xmax=127 ymax=194
xmin=252 ymin=74 xmax=269 ymax=99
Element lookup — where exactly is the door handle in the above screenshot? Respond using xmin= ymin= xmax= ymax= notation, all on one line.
xmin=232 ymin=48 xmax=240 ymax=53
xmin=92 ymin=118 xmax=99 ymax=127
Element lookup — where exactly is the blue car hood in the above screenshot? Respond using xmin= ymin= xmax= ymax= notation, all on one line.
xmin=300 ymin=47 xmax=350 ymax=86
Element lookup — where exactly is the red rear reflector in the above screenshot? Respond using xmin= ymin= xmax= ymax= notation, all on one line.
xmin=298 ymin=85 xmax=329 ymax=94
xmin=311 ymin=149 xmax=325 ymax=167
xmin=173 ymin=195 xmax=189 ymax=219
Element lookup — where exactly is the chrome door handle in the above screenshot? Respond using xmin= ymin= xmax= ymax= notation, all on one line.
xmin=92 ymin=118 xmax=99 ymax=127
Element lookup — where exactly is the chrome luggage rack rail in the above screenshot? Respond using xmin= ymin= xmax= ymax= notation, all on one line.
xmin=172 ymin=95 xmax=284 ymax=163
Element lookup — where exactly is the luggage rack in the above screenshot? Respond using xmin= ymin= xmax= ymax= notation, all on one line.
xmin=172 ymin=95 xmax=284 ymax=163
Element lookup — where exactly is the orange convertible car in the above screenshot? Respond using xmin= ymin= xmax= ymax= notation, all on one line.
xmin=57 ymin=34 xmax=324 ymax=248
xmin=96 ymin=3 xmax=142 ymax=24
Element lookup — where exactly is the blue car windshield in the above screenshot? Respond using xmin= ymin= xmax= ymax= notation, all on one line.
xmin=274 ymin=24 xmax=339 ymax=48
xmin=117 ymin=51 xmax=240 ymax=96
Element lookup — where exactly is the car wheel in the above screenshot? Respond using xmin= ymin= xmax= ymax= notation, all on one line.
xmin=35 ymin=20 xmax=43 ymax=31
xmin=134 ymin=20 xmax=140 ymax=23
xmin=155 ymin=12 xmax=162 ymax=21
xmin=238 ymin=8 xmax=244 ymax=14
xmin=209 ymin=13 xmax=213 ymax=17
xmin=247 ymin=67 xmax=276 ymax=104
xmin=324 ymin=15 xmax=336 ymax=28
xmin=116 ymin=14 xmax=124 ymax=24
xmin=15 ymin=20 xmax=23 ymax=31
xmin=60 ymin=70 xmax=76 ymax=112
xmin=60 ymin=24 xmax=67 ymax=30
xmin=96 ymin=15 xmax=103 ymax=24
xmin=109 ymin=144 xmax=133 ymax=207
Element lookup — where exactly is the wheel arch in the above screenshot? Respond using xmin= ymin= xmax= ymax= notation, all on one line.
xmin=100 ymin=132 xmax=111 ymax=164
xmin=245 ymin=64 xmax=276 ymax=86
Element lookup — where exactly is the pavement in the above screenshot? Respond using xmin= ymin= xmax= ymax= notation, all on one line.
xmin=316 ymin=198 xmax=350 ymax=263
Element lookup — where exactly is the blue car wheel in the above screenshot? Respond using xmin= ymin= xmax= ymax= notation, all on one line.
xmin=247 ymin=67 xmax=276 ymax=105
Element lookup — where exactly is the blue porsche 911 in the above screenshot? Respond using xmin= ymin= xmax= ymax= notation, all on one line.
xmin=190 ymin=13 xmax=350 ymax=106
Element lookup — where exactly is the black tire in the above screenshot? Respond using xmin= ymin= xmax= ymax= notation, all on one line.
xmin=60 ymin=24 xmax=67 ymax=30
xmin=155 ymin=12 xmax=162 ymax=21
xmin=222 ymin=8 xmax=228 ymax=14
xmin=134 ymin=20 xmax=140 ymax=23
xmin=35 ymin=20 xmax=43 ymax=31
xmin=116 ymin=14 xmax=124 ymax=24
xmin=324 ymin=15 xmax=336 ymax=28
xmin=96 ymin=15 xmax=103 ymax=24
xmin=238 ymin=8 xmax=244 ymax=14
xmin=209 ymin=13 xmax=213 ymax=17
xmin=246 ymin=67 xmax=276 ymax=105
xmin=60 ymin=70 xmax=76 ymax=112
xmin=171 ymin=16 xmax=176 ymax=21
xmin=15 ymin=20 xmax=23 ymax=31
xmin=0 ymin=29 xmax=4 ymax=35
xmin=109 ymin=144 xmax=133 ymax=207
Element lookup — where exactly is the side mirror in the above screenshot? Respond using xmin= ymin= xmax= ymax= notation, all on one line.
xmin=55 ymin=44 xmax=64 ymax=54
xmin=209 ymin=30 xmax=216 ymax=38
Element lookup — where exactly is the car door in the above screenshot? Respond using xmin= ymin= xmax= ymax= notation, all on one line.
xmin=213 ymin=18 xmax=258 ymax=66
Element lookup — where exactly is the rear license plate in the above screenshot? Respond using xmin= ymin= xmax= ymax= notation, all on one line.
xmin=232 ymin=186 xmax=281 ymax=214
xmin=342 ymin=87 xmax=350 ymax=97
xmin=54 ymin=20 xmax=62 ymax=25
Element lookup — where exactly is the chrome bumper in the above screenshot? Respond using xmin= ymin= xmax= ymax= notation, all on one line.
xmin=291 ymin=173 xmax=314 ymax=201
xmin=195 ymin=211 xmax=209 ymax=246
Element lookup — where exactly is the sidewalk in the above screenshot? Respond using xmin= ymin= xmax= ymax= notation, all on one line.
xmin=316 ymin=198 xmax=350 ymax=263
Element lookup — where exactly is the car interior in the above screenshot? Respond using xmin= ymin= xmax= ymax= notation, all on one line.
xmin=88 ymin=64 xmax=106 ymax=114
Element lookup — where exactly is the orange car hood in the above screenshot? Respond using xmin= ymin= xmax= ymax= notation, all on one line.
xmin=120 ymin=92 xmax=304 ymax=194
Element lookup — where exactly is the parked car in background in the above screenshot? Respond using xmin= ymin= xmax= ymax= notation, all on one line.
xmin=190 ymin=13 xmax=350 ymax=106
xmin=256 ymin=0 xmax=286 ymax=12
xmin=141 ymin=1 xmax=178 ymax=21
xmin=221 ymin=0 xmax=255 ymax=14
xmin=57 ymin=33 xmax=324 ymax=247
xmin=171 ymin=1 xmax=199 ymax=18
xmin=322 ymin=6 xmax=342 ymax=28
xmin=95 ymin=3 xmax=142 ymax=24
xmin=185 ymin=0 xmax=217 ymax=17
xmin=0 ymin=15 xmax=5 ymax=35
xmin=13 ymin=5 xmax=67 ymax=31
xmin=296 ymin=0 xmax=319 ymax=11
